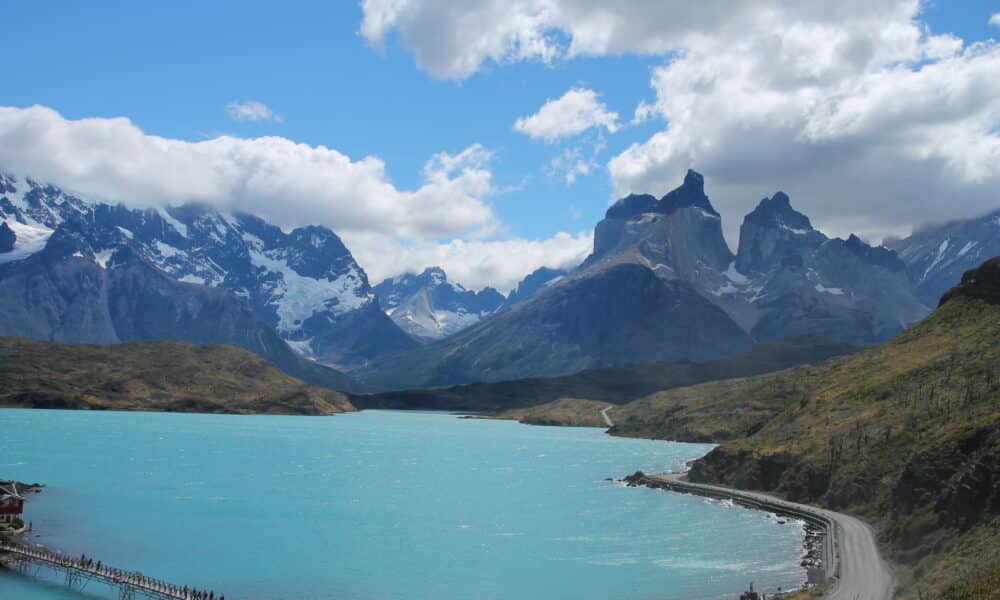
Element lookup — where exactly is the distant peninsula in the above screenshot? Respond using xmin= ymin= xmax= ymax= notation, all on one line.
xmin=0 ymin=337 xmax=355 ymax=415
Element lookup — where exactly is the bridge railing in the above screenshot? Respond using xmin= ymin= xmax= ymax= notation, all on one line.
xmin=1 ymin=538 xmax=225 ymax=599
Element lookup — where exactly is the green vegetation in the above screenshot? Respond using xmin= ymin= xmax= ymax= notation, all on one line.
xmin=496 ymin=398 xmax=613 ymax=427
xmin=0 ymin=337 xmax=356 ymax=415
xmin=936 ymin=561 xmax=1000 ymax=600
xmin=688 ymin=297 xmax=999 ymax=596
xmin=599 ymin=292 xmax=999 ymax=597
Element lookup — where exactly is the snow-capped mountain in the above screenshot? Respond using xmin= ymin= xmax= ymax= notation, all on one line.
xmin=373 ymin=267 xmax=505 ymax=341
xmin=0 ymin=172 xmax=415 ymax=371
xmin=886 ymin=209 xmax=1000 ymax=307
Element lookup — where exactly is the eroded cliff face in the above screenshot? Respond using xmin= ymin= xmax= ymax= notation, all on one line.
xmin=589 ymin=175 xmax=929 ymax=346
xmin=590 ymin=170 xmax=734 ymax=281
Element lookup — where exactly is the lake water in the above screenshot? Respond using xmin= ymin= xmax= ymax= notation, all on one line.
xmin=0 ymin=409 xmax=807 ymax=600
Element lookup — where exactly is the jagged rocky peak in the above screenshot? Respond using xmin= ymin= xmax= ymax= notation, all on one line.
xmin=592 ymin=169 xmax=732 ymax=276
xmin=0 ymin=222 xmax=15 ymax=253
xmin=744 ymin=192 xmax=812 ymax=231
xmin=0 ymin=173 xmax=16 ymax=193
xmin=605 ymin=193 xmax=658 ymax=220
xmin=735 ymin=191 xmax=825 ymax=275
xmin=505 ymin=266 xmax=568 ymax=306
xmin=841 ymin=234 xmax=905 ymax=272
xmin=373 ymin=266 xmax=506 ymax=341
xmin=603 ymin=170 xmax=715 ymax=221
xmin=657 ymin=169 xmax=718 ymax=217
xmin=375 ymin=267 xmax=457 ymax=311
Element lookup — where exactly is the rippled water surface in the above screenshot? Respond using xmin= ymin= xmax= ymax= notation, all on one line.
xmin=0 ymin=409 xmax=806 ymax=599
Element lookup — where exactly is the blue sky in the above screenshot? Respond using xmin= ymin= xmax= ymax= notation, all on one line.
xmin=5 ymin=1 xmax=659 ymax=238
xmin=2 ymin=1 xmax=999 ymax=290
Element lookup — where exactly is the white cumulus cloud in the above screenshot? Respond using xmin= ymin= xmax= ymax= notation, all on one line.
xmin=353 ymin=231 xmax=593 ymax=293
xmin=225 ymin=100 xmax=284 ymax=122
xmin=360 ymin=0 xmax=1000 ymax=242
xmin=607 ymin=9 xmax=1000 ymax=244
xmin=0 ymin=105 xmax=589 ymax=291
xmin=514 ymin=88 xmax=619 ymax=141
xmin=991 ymin=13 xmax=1000 ymax=28
xmin=360 ymin=1 xmax=931 ymax=80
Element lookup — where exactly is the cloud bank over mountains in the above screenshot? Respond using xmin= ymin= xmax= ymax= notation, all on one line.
xmin=0 ymin=105 xmax=590 ymax=292
xmin=3 ymin=2 xmax=997 ymax=291
xmin=363 ymin=0 xmax=1000 ymax=244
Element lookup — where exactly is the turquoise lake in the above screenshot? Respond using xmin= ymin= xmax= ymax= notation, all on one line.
xmin=0 ymin=409 xmax=807 ymax=599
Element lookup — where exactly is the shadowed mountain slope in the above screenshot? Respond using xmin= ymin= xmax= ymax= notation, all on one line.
xmin=351 ymin=335 xmax=860 ymax=413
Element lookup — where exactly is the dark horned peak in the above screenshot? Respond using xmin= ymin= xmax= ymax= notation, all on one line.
xmin=744 ymin=191 xmax=814 ymax=232
xmin=604 ymin=193 xmax=658 ymax=219
xmin=605 ymin=169 xmax=718 ymax=220
xmin=841 ymin=234 xmax=905 ymax=272
xmin=657 ymin=169 xmax=718 ymax=217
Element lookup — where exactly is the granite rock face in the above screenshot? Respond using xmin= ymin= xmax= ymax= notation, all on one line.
xmin=0 ymin=222 xmax=14 ymax=253
xmin=591 ymin=174 xmax=928 ymax=345
xmin=589 ymin=169 xmax=734 ymax=278
xmin=735 ymin=192 xmax=826 ymax=275
xmin=504 ymin=267 xmax=569 ymax=307
xmin=359 ymin=170 xmax=938 ymax=389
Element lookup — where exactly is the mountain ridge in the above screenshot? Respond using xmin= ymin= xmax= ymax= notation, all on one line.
xmin=356 ymin=170 xmax=936 ymax=390
xmin=373 ymin=267 xmax=505 ymax=341
xmin=0 ymin=171 xmax=414 ymax=375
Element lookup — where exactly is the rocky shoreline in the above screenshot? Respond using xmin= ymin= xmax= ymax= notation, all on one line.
xmin=622 ymin=470 xmax=834 ymax=589
xmin=0 ymin=480 xmax=45 ymax=495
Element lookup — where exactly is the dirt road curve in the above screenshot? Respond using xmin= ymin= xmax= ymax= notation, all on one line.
xmin=600 ymin=406 xmax=614 ymax=427
xmin=650 ymin=474 xmax=895 ymax=600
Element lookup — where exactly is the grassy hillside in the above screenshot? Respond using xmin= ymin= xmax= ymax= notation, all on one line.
xmin=0 ymin=337 xmax=356 ymax=415
xmin=611 ymin=259 xmax=1000 ymax=597
xmin=351 ymin=335 xmax=859 ymax=418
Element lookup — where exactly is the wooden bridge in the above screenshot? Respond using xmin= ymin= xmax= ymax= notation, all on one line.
xmin=0 ymin=538 xmax=225 ymax=600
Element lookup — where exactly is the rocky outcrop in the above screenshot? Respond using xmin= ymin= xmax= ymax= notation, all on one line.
xmin=0 ymin=222 xmax=14 ymax=253
xmin=885 ymin=425 xmax=1000 ymax=562
xmin=504 ymin=266 xmax=568 ymax=306
xmin=938 ymin=257 xmax=1000 ymax=307
xmin=687 ymin=446 xmax=832 ymax=504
